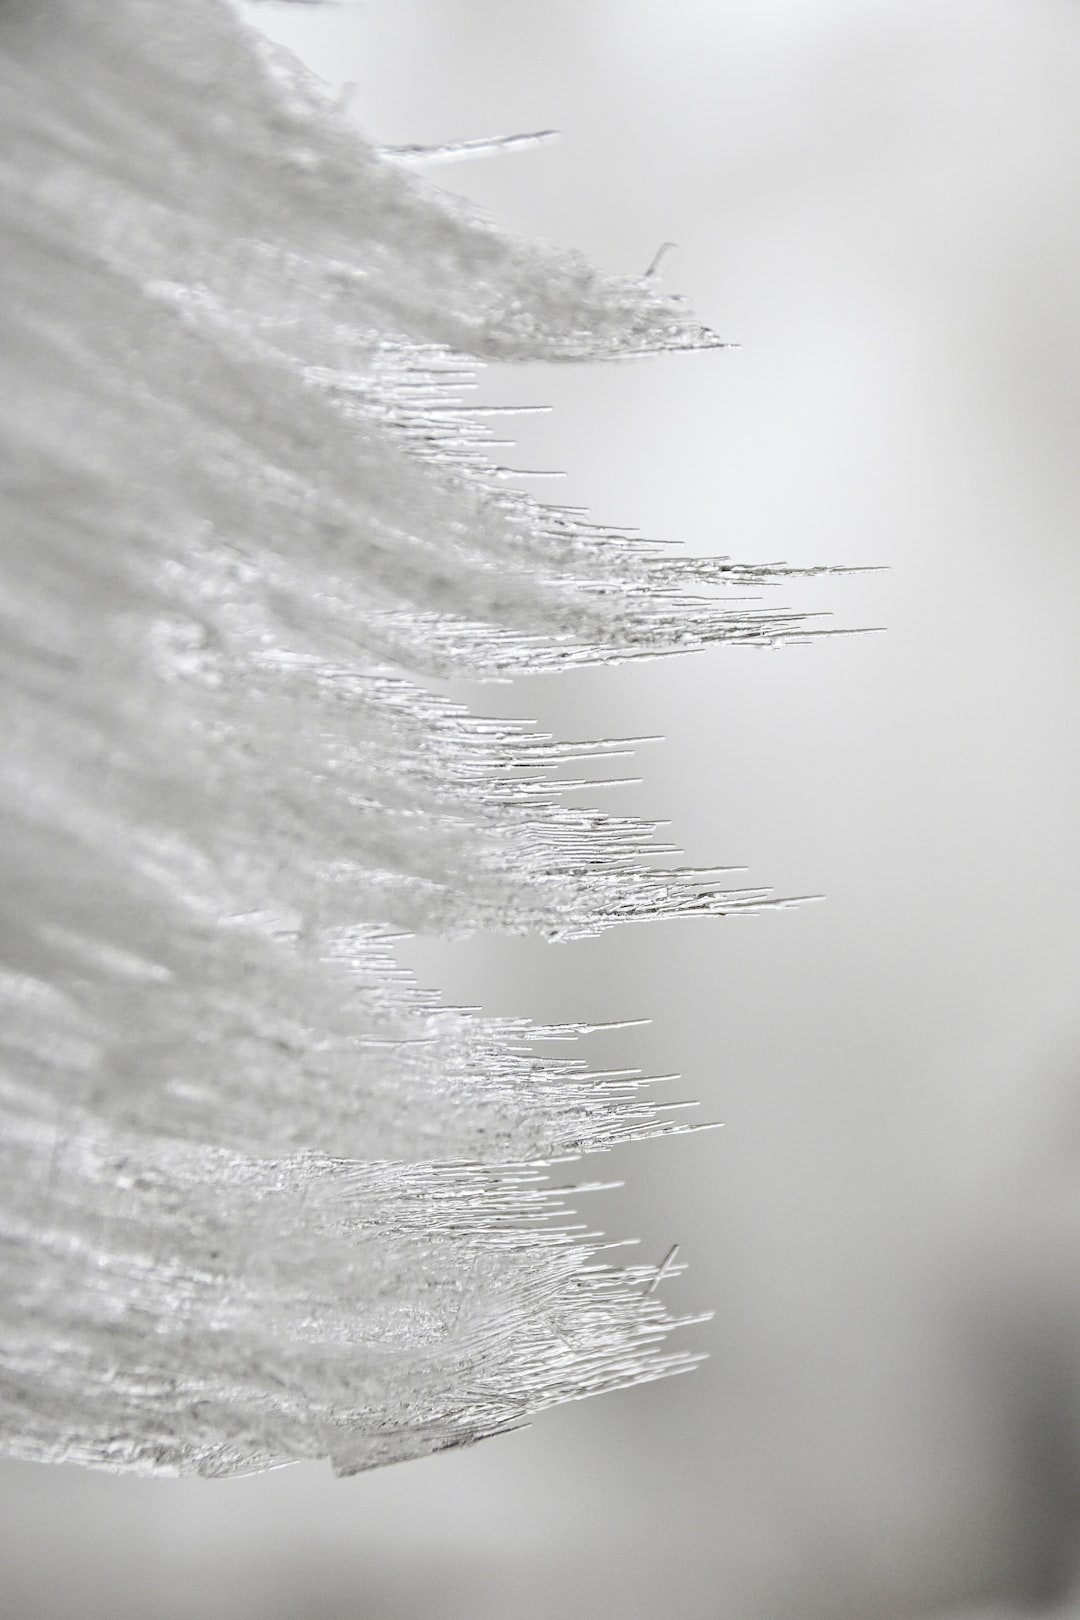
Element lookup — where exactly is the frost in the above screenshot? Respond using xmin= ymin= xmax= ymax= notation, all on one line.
xmin=0 ymin=0 xmax=823 ymax=1475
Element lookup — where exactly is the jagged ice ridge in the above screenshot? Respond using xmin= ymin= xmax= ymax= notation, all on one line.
xmin=0 ymin=0 xmax=835 ymax=1475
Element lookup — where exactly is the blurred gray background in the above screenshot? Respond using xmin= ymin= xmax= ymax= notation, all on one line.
xmin=4 ymin=2 xmax=1080 ymax=1616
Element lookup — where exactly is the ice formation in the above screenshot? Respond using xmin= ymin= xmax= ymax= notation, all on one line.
xmin=0 ymin=0 xmax=830 ymax=1475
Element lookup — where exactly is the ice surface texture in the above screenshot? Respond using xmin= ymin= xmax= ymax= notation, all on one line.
xmin=1 ymin=0 xmax=825 ymax=1475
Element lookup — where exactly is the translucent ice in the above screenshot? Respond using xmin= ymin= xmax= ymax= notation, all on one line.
xmin=0 ymin=0 xmax=823 ymax=1474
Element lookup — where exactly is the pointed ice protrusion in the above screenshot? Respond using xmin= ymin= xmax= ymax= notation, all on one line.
xmin=380 ymin=129 xmax=561 ymax=164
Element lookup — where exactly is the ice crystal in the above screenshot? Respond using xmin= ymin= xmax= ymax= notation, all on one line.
xmin=0 ymin=0 xmax=827 ymax=1475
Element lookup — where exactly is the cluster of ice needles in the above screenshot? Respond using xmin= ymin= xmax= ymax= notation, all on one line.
xmin=0 ymin=0 xmax=837 ymax=1474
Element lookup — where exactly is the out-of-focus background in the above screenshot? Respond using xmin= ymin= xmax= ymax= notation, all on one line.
xmin=3 ymin=2 xmax=1079 ymax=1615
